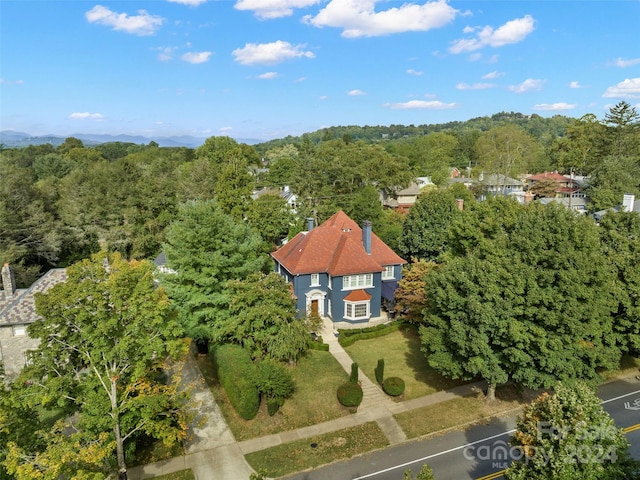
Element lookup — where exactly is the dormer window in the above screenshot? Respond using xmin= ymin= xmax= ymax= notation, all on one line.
xmin=310 ymin=273 xmax=320 ymax=286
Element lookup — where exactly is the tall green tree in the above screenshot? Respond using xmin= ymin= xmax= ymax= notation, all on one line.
xmin=246 ymin=194 xmax=295 ymax=248
xmin=475 ymin=125 xmax=541 ymax=180
xmin=603 ymin=100 xmax=640 ymax=159
xmin=216 ymin=272 xmax=310 ymax=363
xmin=18 ymin=253 xmax=187 ymax=480
xmin=505 ymin=383 xmax=640 ymax=480
xmin=399 ymin=185 xmax=473 ymax=262
xmin=598 ymin=210 xmax=640 ymax=354
xmin=161 ymin=200 xmax=266 ymax=341
xmin=421 ymin=199 xmax=619 ymax=400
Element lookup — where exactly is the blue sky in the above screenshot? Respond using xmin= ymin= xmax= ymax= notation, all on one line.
xmin=2 ymin=1 xmax=640 ymax=141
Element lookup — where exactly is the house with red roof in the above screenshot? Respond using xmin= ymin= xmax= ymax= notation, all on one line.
xmin=271 ymin=211 xmax=406 ymax=324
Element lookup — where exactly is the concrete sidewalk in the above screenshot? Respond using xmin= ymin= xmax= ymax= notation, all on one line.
xmin=129 ymin=323 xmax=486 ymax=479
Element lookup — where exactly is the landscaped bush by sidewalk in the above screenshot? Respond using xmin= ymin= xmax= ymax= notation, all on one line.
xmin=309 ymin=339 xmax=329 ymax=351
xmin=211 ymin=344 xmax=260 ymax=420
xmin=375 ymin=358 xmax=385 ymax=385
xmin=382 ymin=377 xmax=405 ymax=396
xmin=255 ymin=359 xmax=295 ymax=416
xmin=350 ymin=362 xmax=359 ymax=384
xmin=337 ymin=382 xmax=363 ymax=408
xmin=338 ymin=321 xmax=403 ymax=347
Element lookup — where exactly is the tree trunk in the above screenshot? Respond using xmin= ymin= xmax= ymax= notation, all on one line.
xmin=112 ymin=379 xmax=128 ymax=480
xmin=485 ymin=383 xmax=496 ymax=402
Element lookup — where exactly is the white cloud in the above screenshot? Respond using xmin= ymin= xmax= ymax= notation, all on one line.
xmin=0 ymin=78 xmax=24 ymax=85
xmin=168 ymin=0 xmax=207 ymax=6
xmin=304 ymin=0 xmax=458 ymax=38
xmin=69 ymin=112 xmax=105 ymax=120
xmin=157 ymin=46 xmax=177 ymax=61
xmin=508 ymin=78 xmax=544 ymax=93
xmin=482 ymin=71 xmax=504 ymax=80
xmin=319 ymin=95 xmax=328 ymax=100
xmin=294 ymin=77 xmax=307 ymax=83
xmin=257 ymin=72 xmax=279 ymax=79
xmin=449 ymin=15 xmax=535 ymax=54
xmin=219 ymin=126 xmax=233 ymax=132
xmin=407 ymin=69 xmax=423 ymax=76
xmin=232 ymin=41 xmax=314 ymax=65
xmin=610 ymin=57 xmax=640 ymax=68
xmin=181 ymin=51 xmax=213 ymax=64
xmin=532 ymin=103 xmax=576 ymax=111
xmin=569 ymin=81 xmax=583 ymax=89
xmin=603 ymin=78 xmax=640 ymax=99
xmin=456 ymin=82 xmax=495 ymax=90
xmin=85 ymin=5 xmax=163 ymax=36
xmin=235 ymin=0 xmax=321 ymax=19
xmin=383 ymin=100 xmax=457 ymax=109
xmin=348 ymin=89 xmax=367 ymax=96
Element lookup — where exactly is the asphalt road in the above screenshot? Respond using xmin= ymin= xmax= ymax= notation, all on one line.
xmin=284 ymin=376 xmax=640 ymax=480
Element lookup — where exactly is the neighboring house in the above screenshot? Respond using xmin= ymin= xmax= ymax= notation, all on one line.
xmin=251 ymin=185 xmax=298 ymax=212
xmin=476 ymin=173 xmax=525 ymax=200
xmin=153 ymin=252 xmax=177 ymax=275
xmin=526 ymin=171 xmax=589 ymax=212
xmin=593 ymin=193 xmax=640 ymax=221
xmin=271 ymin=211 xmax=406 ymax=324
xmin=0 ymin=264 xmax=67 ymax=378
xmin=382 ymin=177 xmax=434 ymax=213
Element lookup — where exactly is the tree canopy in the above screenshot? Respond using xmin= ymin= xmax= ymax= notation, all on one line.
xmin=6 ymin=253 xmax=187 ymax=479
xmin=161 ymin=200 xmax=266 ymax=341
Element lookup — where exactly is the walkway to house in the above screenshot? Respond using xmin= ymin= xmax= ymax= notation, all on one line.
xmin=128 ymin=320 xmax=487 ymax=479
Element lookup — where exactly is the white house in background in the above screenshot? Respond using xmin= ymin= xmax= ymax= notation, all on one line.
xmin=593 ymin=194 xmax=640 ymax=221
xmin=0 ymin=264 xmax=67 ymax=378
xmin=381 ymin=177 xmax=434 ymax=213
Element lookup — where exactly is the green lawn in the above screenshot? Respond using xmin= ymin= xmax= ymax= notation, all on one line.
xmin=395 ymin=384 xmax=525 ymax=439
xmin=152 ymin=470 xmax=195 ymax=480
xmin=245 ymin=422 xmax=389 ymax=478
xmin=344 ymin=325 xmax=467 ymax=400
xmin=196 ymin=349 xmax=351 ymax=440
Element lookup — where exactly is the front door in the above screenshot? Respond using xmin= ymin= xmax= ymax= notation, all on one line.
xmin=311 ymin=299 xmax=319 ymax=316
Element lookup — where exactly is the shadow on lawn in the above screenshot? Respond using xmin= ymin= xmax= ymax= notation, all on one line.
xmin=400 ymin=323 xmax=470 ymax=391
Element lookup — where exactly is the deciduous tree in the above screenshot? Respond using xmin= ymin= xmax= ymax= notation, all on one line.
xmin=22 ymin=253 xmax=187 ymax=479
xmin=505 ymin=383 xmax=640 ymax=480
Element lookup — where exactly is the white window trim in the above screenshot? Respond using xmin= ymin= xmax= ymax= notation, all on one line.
xmin=382 ymin=266 xmax=395 ymax=280
xmin=344 ymin=300 xmax=370 ymax=321
xmin=310 ymin=273 xmax=320 ymax=286
xmin=13 ymin=325 xmax=27 ymax=336
xmin=342 ymin=273 xmax=373 ymax=290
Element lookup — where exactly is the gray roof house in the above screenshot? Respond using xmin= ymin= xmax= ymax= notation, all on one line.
xmin=593 ymin=194 xmax=640 ymax=221
xmin=0 ymin=264 xmax=67 ymax=379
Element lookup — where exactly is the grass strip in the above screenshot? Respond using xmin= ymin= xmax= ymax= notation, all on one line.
xmin=395 ymin=385 xmax=525 ymax=439
xmin=244 ymin=422 xmax=389 ymax=478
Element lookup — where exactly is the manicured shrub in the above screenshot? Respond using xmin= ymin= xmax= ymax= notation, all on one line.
xmin=382 ymin=377 xmax=405 ymax=397
xmin=375 ymin=358 xmax=385 ymax=385
xmin=350 ymin=362 xmax=359 ymax=384
xmin=337 ymin=322 xmax=403 ymax=347
xmin=337 ymin=382 xmax=363 ymax=408
xmin=211 ymin=344 xmax=260 ymax=420
xmin=309 ymin=339 xmax=330 ymax=351
xmin=255 ymin=359 xmax=295 ymax=416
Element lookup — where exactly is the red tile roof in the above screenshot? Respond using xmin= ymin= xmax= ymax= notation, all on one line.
xmin=344 ymin=289 xmax=372 ymax=301
xmin=528 ymin=172 xmax=572 ymax=182
xmin=272 ymin=211 xmax=406 ymax=276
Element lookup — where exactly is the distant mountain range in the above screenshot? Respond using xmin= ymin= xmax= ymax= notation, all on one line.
xmin=0 ymin=130 xmax=262 ymax=148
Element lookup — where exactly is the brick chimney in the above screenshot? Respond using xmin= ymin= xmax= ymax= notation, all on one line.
xmin=362 ymin=221 xmax=372 ymax=254
xmin=2 ymin=263 xmax=16 ymax=299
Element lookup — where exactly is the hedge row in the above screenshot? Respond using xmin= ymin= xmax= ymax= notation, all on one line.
xmin=309 ymin=339 xmax=330 ymax=351
xmin=337 ymin=321 xmax=403 ymax=347
xmin=211 ymin=344 xmax=260 ymax=420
